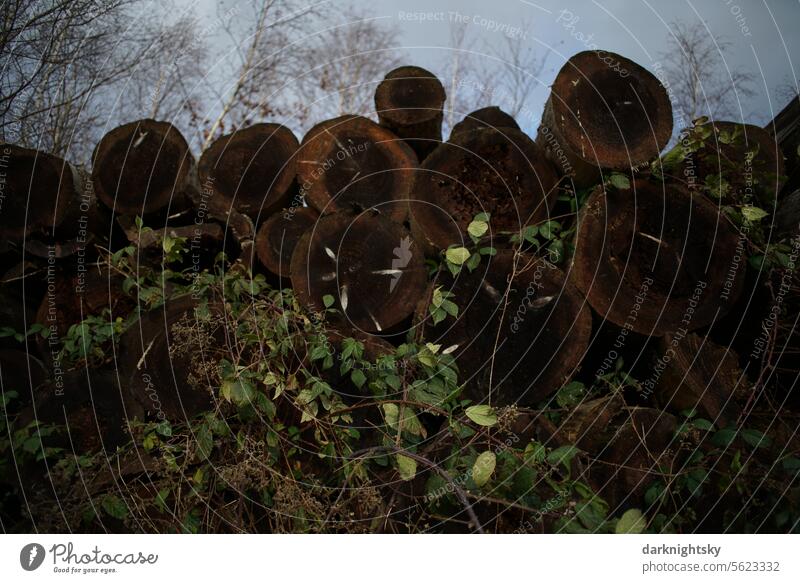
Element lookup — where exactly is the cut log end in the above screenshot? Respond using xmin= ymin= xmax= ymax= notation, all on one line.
xmin=410 ymin=127 xmax=559 ymax=252
xmin=198 ymin=123 xmax=299 ymax=220
xmin=418 ymin=251 xmax=592 ymax=407
xmin=572 ymin=179 xmax=745 ymax=336
xmin=0 ymin=144 xmax=79 ymax=241
xmin=375 ymin=66 xmax=446 ymax=161
xmin=92 ymin=119 xmax=194 ymax=216
xmin=255 ymin=206 xmax=320 ymax=278
xmin=538 ymin=51 xmax=672 ymax=184
xmin=297 ymin=115 xmax=417 ymax=222
xmin=290 ymin=211 xmax=427 ymax=334
xmin=450 ymin=106 xmax=520 ymax=140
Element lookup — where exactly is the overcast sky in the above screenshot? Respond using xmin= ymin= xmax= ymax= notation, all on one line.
xmin=187 ymin=0 xmax=800 ymax=133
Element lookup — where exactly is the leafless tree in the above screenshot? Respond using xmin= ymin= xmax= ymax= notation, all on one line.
xmin=442 ymin=21 xmax=497 ymax=134
xmin=294 ymin=8 xmax=404 ymax=124
xmin=0 ymin=0 xmax=203 ymax=161
xmin=658 ymin=20 xmax=756 ymax=127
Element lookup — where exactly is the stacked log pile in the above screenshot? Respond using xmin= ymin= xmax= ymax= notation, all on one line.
xmin=1 ymin=48 xmax=796 ymax=532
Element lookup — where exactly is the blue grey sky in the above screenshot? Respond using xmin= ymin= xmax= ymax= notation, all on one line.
xmin=187 ymin=0 xmax=800 ymax=132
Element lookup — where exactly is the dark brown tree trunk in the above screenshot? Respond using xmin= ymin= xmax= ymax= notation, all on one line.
xmin=417 ymin=251 xmax=592 ymax=407
xmin=92 ymin=119 xmax=195 ymax=216
xmin=572 ymin=179 xmax=745 ymax=336
xmin=449 ymin=106 xmax=519 ymax=140
xmin=536 ymin=51 xmax=672 ymax=187
xmin=0 ymin=144 xmax=82 ymax=241
xmin=374 ymin=66 xmax=446 ymax=162
xmin=409 ymin=127 xmax=559 ymax=255
xmin=650 ymin=333 xmax=744 ymax=427
xmin=296 ymin=115 xmax=418 ymax=223
xmin=197 ymin=123 xmax=299 ymax=222
xmin=255 ymin=206 xmax=319 ymax=279
xmin=118 ymin=296 xmax=224 ymax=421
xmin=290 ymin=211 xmax=427 ymax=334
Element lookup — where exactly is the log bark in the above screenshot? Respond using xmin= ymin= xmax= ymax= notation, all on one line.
xmin=322 ymin=327 xmax=395 ymax=403
xmin=409 ymin=127 xmax=559 ymax=254
xmin=290 ymin=211 xmax=427 ymax=334
xmin=375 ymin=65 xmax=446 ymax=162
xmin=34 ymin=266 xmax=134 ymax=369
xmin=572 ymin=179 xmax=745 ymax=336
xmin=255 ymin=206 xmax=319 ymax=279
xmin=0 ymin=144 xmax=82 ymax=241
xmin=92 ymin=119 xmax=195 ymax=216
xmin=417 ymin=251 xmax=592 ymax=407
xmin=536 ymin=51 xmax=672 ymax=187
xmin=669 ymin=121 xmax=786 ymax=203
xmin=583 ymin=407 xmax=676 ymax=510
xmin=24 ymin=167 xmax=110 ymax=260
xmin=17 ymin=368 xmax=142 ymax=453
xmin=296 ymin=115 xmax=418 ymax=223
xmin=651 ymin=333 xmax=743 ymax=427
xmin=118 ymin=296 xmax=225 ymax=421
xmin=197 ymin=123 xmax=299 ymax=221
xmin=0 ymin=349 xmax=48 ymax=412
xmin=449 ymin=106 xmax=519 ymax=140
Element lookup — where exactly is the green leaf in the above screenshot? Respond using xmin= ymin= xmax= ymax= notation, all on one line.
xmin=609 ymin=174 xmax=630 ymax=189
xmin=101 ymin=494 xmax=128 ymax=520
xmin=322 ymin=294 xmax=335 ymax=308
xmin=350 ymin=368 xmax=366 ymax=389
xmin=431 ymin=286 xmax=444 ymax=308
xmin=472 ymin=451 xmax=496 ymax=487
xmin=467 ymin=219 xmax=489 ymax=239
xmin=524 ymin=441 xmax=547 ymax=465
xmin=221 ymin=379 xmax=255 ymax=406
xmin=465 ymin=404 xmax=498 ymax=427
xmin=616 ymin=508 xmax=646 ymax=534
xmin=711 ymin=427 xmax=737 ymax=448
xmin=741 ymin=428 xmax=771 ymax=449
xmin=547 ymin=445 xmax=580 ymax=469
xmin=396 ymin=454 xmax=417 ymax=481
xmin=383 ymin=403 xmax=399 ymax=430
xmin=741 ymin=206 xmax=769 ymax=222
xmin=445 ymin=247 xmax=471 ymax=265
xmin=155 ymin=420 xmax=172 ymax=437
xmin=195 ymin=423 xmax=213 ymax=461
xmin=555 ymin=381 xmax=585 ymax=409
xmin=441 ymin=299 xmax=458 ymax=317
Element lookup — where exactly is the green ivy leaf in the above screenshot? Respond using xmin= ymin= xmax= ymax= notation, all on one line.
xmin=322 ymin=294 xmax=335 ymax=308
xmin=195 ymin=422 xmax=213 ymax=461
xmin=465 ymin=404 xmax=498 ymax=427
xmin=472 ymin=451 xmax=496 ymax=487
xmin=396 ymin=454 xmax=417 ymax=481
xmin=221 ymin=379 xmax=255 ymax=406
xmin=445 ymin=247 xmax=471 ymax=265
xmin=741 ymin=206 xmax=769 ymax=222
xmin=468 ymin=219 xmax=489 ymax=240
xmin=101 ymin=494 xmax=129 ymax=520
xmin=616 ymin=508 xmax=646 ymax=533
xmin=547 ymin=445 xmax=580 ymax=469
xmin=350 ymin=368 xmax=366 ymax=389
xmin=609 ymin=174 xmax=630 ymax=189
